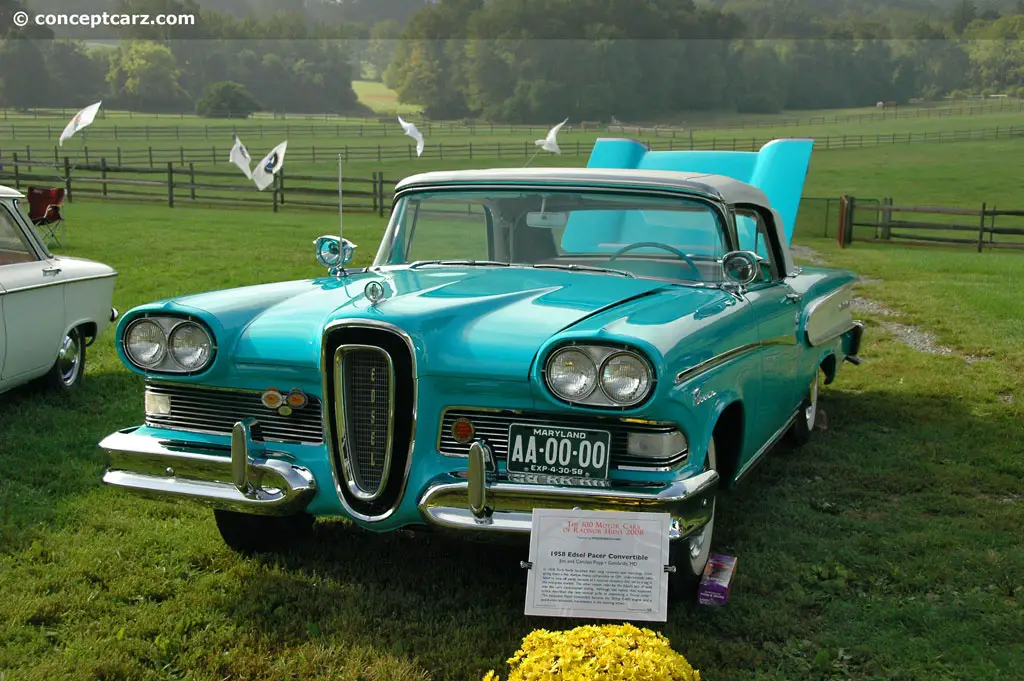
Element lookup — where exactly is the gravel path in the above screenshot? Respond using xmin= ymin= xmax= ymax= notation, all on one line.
xmin=789 ymin=245 xmax=975 ymax=360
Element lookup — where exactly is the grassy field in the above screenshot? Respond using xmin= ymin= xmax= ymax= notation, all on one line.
xmin=351 ymin=80 xmax=423 ymax=116
xmin=1 ymin=137 xmax=1023 ymax=680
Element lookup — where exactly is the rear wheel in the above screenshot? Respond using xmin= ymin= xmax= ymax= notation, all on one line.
xmin=214 ymin=509 xmax=314 ymax=554
xmin=669 ymin=437 xmax=717 ymax=600
xmin=787 ymin=368 xmax=820 ymax=447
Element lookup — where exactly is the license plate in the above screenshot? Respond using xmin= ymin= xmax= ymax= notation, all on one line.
xmin=506 ymin=424 xmax=611 ymax=479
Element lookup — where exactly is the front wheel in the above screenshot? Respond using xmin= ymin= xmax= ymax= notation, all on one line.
xmin=668 ymin=437 xmax=717 ymax=600
xmin=214 ymin=509 xmax=314 ymax=554
xmin=39 ymin=327 xmax=85 ymax=393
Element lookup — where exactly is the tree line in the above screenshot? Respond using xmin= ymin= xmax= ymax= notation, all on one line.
xmin=0 ymin=0 xmax=1023 ymax=120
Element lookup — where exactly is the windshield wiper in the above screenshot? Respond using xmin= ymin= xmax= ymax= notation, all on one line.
xmin=531 ymin=263 xmax=636 ymax=278
xmin=409 ymin=259 xmax=512 ymax=269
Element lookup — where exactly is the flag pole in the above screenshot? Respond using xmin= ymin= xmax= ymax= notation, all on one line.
xmin=344 ymin=152 xmax=348 ymax=242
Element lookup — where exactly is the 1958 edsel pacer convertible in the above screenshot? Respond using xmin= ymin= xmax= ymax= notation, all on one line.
xmin=100 ymin=138 xmax=864 ymax=595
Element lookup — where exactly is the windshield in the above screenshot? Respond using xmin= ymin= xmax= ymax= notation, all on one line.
xmin=374 ymin=189 xmax=730 ymax=284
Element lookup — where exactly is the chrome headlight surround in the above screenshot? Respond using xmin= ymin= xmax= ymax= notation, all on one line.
xmin=122 ymin=315 xmax=217 ymax=375
xmin=542 ymin=344 xmax=655 ymax=409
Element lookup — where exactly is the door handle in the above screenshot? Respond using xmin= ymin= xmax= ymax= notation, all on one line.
xmin=42 ymin=266 xmax=62 ymax=276
xmin=784 ymin=292 xmax=802 ymax=303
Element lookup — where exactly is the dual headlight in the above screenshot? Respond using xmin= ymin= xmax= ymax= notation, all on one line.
xmin=123 ymin=316 xmax=215 ymax=373
xmin=544 ymin=345 xmax=654 ymax=408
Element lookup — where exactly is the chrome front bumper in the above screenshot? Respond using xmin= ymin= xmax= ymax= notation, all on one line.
xmin=417 ymin=441 xmax=718 ymax=541
xmin=99 ymin=418 xmax=317 ymax=516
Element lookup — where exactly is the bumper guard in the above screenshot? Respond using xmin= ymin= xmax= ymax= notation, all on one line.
xmin=418 ymin=440 xmax=718 ymax=541
xmin=100 ymin=418 xmax=317 ymax=516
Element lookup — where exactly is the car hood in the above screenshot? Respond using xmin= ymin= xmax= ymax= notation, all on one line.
xmin=174 ymin=267 xmax=677 ymax=379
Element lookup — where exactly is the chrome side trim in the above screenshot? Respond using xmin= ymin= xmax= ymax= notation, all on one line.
xmin=675 ymin=342 xmax=760 ymax=385
xmin=0 ymin=271 xmax=117 ymax=295
xmin=321 ymin=319 xmax=418 ymax=523
xmin=418 ymin=469 xmax=719 ymax=541
xmin=761 ymin=334 xmax=798 ymax=346
xmin=100 ymin=425 xmax=317 ymax=516
xmin=335 ymin=344 xmax=395 ymax=501
xmin=734 ymin=408 xmax=800 ymax=484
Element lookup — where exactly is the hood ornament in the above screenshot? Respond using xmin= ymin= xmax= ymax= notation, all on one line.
xmin=364 ymin=280 xmax=387 ymax=305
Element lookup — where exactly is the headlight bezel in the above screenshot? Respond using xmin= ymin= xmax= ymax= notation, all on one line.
xmin=542 ymin=342 xmax=656 ymax=409
xmin=122 ymin=315 xmax=217 ymax=375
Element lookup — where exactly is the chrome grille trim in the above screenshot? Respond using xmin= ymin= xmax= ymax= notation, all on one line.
xmin=438 ymin=408 xmax=688 ymax=470
xmin=335 ymin=344 xmax=395 ymax=501
xmin=144 ymin=383 xmax=324 ymax=445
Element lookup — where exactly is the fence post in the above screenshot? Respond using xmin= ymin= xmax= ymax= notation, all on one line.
xmin=880 ymin=197 xmax=892 ymax=240
xmin=273 ymin=174 xmax=279 ymax=213
xmin=189 ymin=162 xmax=196 ymax=201
xmin=977 ymin=202 xmax=986 ymax=253
xmin=64 ymin=156 xmax=72 ymax=202
xmin=312 ymin=145 xmax=316 ymax=163
xmin=278 ymin=170 xmax=284 ymax=205
xmin=25 ymin=145 xmax=30 ymax=162
xmin=53 ymin=146 xmax=58 ymax=164
xmin=469 ymin=142 xmax=473 ymax=160
xmin=12 ymin=152 xmax=19 ymax=190
xmin=167 ymin=162 xmax=174 ymax=208
xmin=149 ymin=146 xmax=154 ymax=169
xmin=84 ymin=146 xmax=90 ymax=165
xmin=371 ymin=172 xmax=378 ymax=214
xmin=101 ymin=158 xmax=108 ymax=198
xmin=117 ymin=147 xmax=122 ymax=166
xmin=179 ymin=147 xmax=184 ymax=165
xmin=378 ymin=175 xmax=385 ymax=218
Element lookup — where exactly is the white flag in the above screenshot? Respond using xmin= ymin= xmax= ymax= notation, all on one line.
xmin=252 ymin=140 xmax=287 ymax=191
xmin=229 ymin=134 xmax=253 ymax=180
xmin=58 ymin=101 xmax=103 ymax=147
xmin=535 ymin=118 xmax=569 ymax=155
xmin=398 ymin=116 xmax=425 ymax=157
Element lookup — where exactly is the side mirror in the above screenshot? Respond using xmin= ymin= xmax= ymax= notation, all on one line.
xmin=721 ymin=251 xmax=763 ymax=287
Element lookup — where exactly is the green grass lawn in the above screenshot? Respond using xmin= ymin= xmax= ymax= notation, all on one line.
xmin=1 ymin=137 xmax=1023 ymax=680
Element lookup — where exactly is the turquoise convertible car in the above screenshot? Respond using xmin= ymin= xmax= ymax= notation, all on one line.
xmin=100 ymin=138 xmax=864 ymax=594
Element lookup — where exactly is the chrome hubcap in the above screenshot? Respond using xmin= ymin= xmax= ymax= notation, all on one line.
xmin=805 ymin=371 xmax=819 ymax=430
xmin=57 ymin=332 xmax=81 ymax=386
xmin=688 ymin=440 xmax=717 ymax=575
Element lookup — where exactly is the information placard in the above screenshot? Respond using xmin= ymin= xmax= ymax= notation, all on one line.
xmin=524 ymin=509 xmax=671 ymax=622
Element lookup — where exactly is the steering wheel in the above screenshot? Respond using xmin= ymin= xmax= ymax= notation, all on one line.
xmin=607 ymin=242 xmax=700 ymax=274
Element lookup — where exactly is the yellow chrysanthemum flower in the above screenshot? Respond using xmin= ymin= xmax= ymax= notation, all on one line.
xmin=482 ymin=623 xmax=700 ymax=681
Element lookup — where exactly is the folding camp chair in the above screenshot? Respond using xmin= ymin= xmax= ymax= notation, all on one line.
xmin=26 ymin=186 xmax=66 ymax=247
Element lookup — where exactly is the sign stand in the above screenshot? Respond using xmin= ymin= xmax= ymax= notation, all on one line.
xmin=520 ymin=509 xmax=673 ymax=623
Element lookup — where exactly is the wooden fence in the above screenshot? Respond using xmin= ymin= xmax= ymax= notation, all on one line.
xmin=5 ymin=124 xmax=1024 ymax=169
xmin=0 ymin=158 xmax=393 ymax=216
xmin=2 ymin=99 xmax=1020 ymax=137
xmin=837 ymin=196 xmax=1024 ymax=252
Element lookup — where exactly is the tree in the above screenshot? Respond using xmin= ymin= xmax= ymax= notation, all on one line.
xmin=107 ymin=41 xmax=190 ymax=111
xmin=951 ymin=0 xmax=978 ymax=35
xmin=43 ymin=41 xmax=107 ymax=106
xmin=366 ymin=19 xmax=402 ymax=81
xmin=195 ymin=80 xmax=260 ymax=117
xmin=0 ymin=40 xmax=51 ymax=109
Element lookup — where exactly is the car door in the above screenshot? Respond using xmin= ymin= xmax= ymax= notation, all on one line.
xmin=734 ymin=208 xmax=802 ymax=449
xmin=0 ymin=200 xmax=65 ymax=384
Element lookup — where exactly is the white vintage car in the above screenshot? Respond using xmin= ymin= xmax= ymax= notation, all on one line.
xmin=0 ymin=184 xmax=118 ymax=394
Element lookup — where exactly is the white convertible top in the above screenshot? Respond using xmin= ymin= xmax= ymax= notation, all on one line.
xmin=395 ymin=167 xmax=796 ymax=275
xmin=395 ymin=167 xmax=774 ymax=207
xmin=0 ymin=184 xmax=24 ymax=199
